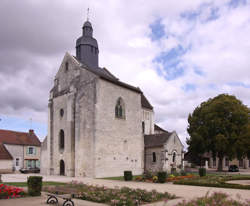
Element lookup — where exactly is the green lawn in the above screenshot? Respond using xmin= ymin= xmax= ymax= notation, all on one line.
xmin=100 ymin=175 xmax=142 ymax=181
xmin=174 ymin=175 xmax=250 ymax=190
xmin=3 ymin=181 xmax=67 ymax=187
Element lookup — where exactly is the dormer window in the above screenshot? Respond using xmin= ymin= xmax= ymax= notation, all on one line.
xmin=115 ymin=97 xmax=125 ymax=119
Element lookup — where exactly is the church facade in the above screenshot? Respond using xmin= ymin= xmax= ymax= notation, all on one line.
xmin=41 ymin=19 xmax=183 ymax=178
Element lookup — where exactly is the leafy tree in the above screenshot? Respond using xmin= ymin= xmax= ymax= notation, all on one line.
xmin=187 ymin=94 xmax=250 ymax=171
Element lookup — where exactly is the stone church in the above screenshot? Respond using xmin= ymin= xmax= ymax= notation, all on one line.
xmin=41 ymin=19 xmax=184 ymax=178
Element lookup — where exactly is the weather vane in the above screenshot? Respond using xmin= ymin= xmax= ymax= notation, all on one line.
xmin=87 ymin=8 xmax=90 ymax=21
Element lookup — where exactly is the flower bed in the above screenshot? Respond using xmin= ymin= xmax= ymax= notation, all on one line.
xmin=43 ymin=182 xmax=176 ymax=206
xmin=176 ymin=192 xmax=250 ymax=206
xmin=134 ymin=174 xmax=196 ymax=183
xmin=166 ymin=174 xmax=195 ymax=182
xmin=0 ymin=184 xmax=25 ymax=199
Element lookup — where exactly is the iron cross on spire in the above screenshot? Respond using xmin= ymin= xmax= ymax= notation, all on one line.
xmin=87 ymin=8 xmax=90 ymax=21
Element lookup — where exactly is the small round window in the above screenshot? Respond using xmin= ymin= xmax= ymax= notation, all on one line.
xmin=60 ymin=109 xmax=64 ymax=117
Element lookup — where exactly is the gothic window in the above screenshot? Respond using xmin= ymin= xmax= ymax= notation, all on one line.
xmin=65 ymin=62 xmax=69 ymax=72
xmin=142 ymin=122 xmax=145 ymax=133
xmin=115 ymin=97 xmax=125 ymax=119
xmin=152 ymin=152 xmax=156 ymax=162
xmin=59 ymin=130 xmax=65 ymax=151
xmin=91 ymin=46 xmax=94 ymax=53
xmin=172 ymin=152 xmax=176 ymax=162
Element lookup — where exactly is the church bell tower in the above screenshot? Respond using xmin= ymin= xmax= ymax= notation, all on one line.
xmin=76 ymin=18 xmax=99 ymax=68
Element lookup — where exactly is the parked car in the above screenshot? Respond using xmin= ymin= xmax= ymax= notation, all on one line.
xmin=19 ymin=167 xmax=40 ymax=174
xmin=228 ymin=165 xmax=239 ymax=172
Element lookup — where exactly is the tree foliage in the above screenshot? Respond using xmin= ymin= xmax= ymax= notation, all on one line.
xmin=187 ymin=94 xmax=250 ymax=171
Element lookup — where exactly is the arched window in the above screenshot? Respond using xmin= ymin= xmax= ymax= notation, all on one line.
xmin=60 ymin=160 xmax=65 ymax=176
xmin=115 ymin=97 xmax=125 ymax=119
xmin=65 ymin=62 xmax=69 ymax=72
xmin=142 ymin=122 xmax=145 ymax=133
xmin=172 ymin=152 xmax=176 ymax=162
xmin=152 ymin=152 xmax=156 ymax=162
xmin=60 ymin=109 xmax=64 ymax=117
xmin=59 ymin=130 xmax=65 ymax=150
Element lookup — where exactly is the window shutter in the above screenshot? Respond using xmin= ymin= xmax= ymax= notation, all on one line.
xmin=26 ymin=147 xmax=29 ymax=155
xmin=34 ymin=147 xmax=36 ymax=155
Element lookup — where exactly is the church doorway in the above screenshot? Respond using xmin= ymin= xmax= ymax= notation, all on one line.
xmin=60 ymin=160 xmax=65 ymax=176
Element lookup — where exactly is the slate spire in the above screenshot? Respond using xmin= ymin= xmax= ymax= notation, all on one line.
xmin=76 ymin=14 xmax=99 ymax=68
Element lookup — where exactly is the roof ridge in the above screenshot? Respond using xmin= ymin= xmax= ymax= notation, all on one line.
xmin=0 ymin=129 xmax=28 ymax=134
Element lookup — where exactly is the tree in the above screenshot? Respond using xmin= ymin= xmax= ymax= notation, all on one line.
xmin=187 ymin=94 xmax=250 ymax=171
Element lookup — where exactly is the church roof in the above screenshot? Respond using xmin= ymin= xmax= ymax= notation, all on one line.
xmin=141 ymin=94 xmax=153 ymax=110
xmin=144 ymin=132 xmax=172 ymax=148
xmin=154 ymin=124 xmax=168 ymax=133
xmin=73 ymin=56 xmax=143 ymax=94
xmin=0 ymin=143 xmax=13 ymax=160
xmin=0 ymin=129 xmax=41 ymax=146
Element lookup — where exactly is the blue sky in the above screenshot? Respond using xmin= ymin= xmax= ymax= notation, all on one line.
xmin=0 ymin=0 xmax=250 ymax=144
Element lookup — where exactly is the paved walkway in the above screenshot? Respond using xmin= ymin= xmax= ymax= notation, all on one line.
xmin=1 ymin=174 xmax=250 ymax=205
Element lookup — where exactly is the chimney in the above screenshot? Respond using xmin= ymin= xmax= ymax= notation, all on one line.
xmin=29 ymin=129 xmax=34 ymax=135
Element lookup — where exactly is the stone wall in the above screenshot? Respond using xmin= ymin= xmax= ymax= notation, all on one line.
xmin=46 ymin=53 xmax=81 ymax=177
xmin=0 ymin=160 xmax=13 ymax=173
xmin=74 ymin=66 xmax=97 ymax=177
xmin=145 ymin=147 xmax=164 ymax=172
xmin=164 ymin=132 xmax=183 ymax=172
xmin=94 ymin=79 xmax=144 ymax=177
xmin=145 ymin=132 xmax=184 ymax=173
xmin=40 ymin=137 xmax=49 ymax=174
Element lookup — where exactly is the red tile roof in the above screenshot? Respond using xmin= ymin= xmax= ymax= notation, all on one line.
xmin=0 ymin=129 xmax=41 ymax=146
xmin=0 ymin=143 xmax=13 ymax=160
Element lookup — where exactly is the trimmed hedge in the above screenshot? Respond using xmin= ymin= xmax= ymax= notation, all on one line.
xmin=199 ymin=168 xmax=206 ymax=177
xmin=27 ymin=176 xmax=43 ymax=196
xmin=124 ymin=171 xmax=133 ymax=181
xmin=157 ymin=172 xmax=167 ymax=183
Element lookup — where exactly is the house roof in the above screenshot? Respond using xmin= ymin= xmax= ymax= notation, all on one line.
xmin=0 ymin=129 xmax=41 ymax=146
xmin=144 ymin=132 xmax=172 ymax=148
xmin=154 ymin=124 xmax=168 ymax=133
xmin=0 ymin=143 xmax=13 ymax=160
xmin=141 ymin=94 xmax=153 ymax=110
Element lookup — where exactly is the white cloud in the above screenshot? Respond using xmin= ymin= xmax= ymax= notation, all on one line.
xmin=1 ymin=0 xmax=250 ymax=146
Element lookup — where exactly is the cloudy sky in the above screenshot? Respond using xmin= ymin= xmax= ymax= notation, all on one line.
xmin=0 ymin=0 xmax=250 ymax=146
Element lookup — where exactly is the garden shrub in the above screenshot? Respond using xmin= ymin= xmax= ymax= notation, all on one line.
xmin=199 ymin=168 xmax=206 ymax=177
xmin=27 ymin=176 xmax=43 ymax=196
xmin=123 ymin=171 xmax=133 ymax=181
xmin=157 ymin=172 xmax=167 ymax=183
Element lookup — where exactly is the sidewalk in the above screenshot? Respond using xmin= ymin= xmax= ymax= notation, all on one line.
xmin=2 ymin=174 xmax=250 ymax=204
